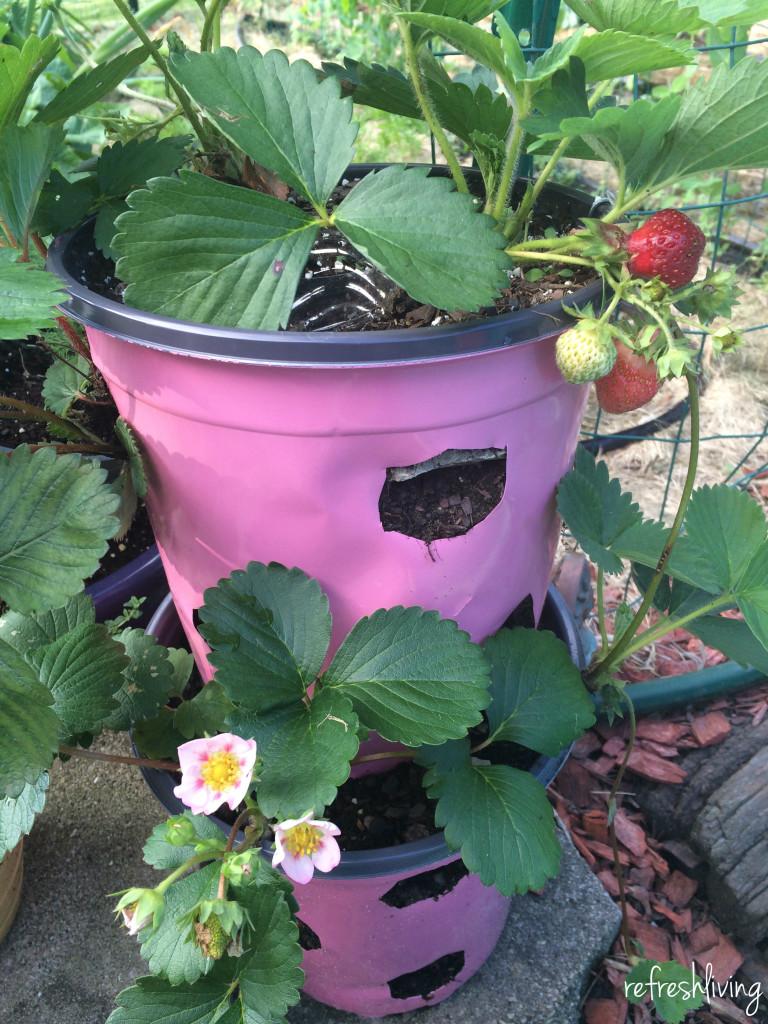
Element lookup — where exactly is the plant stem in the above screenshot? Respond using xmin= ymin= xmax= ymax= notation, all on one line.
xmin=0 ymin=394 xmax=105 ymax=445
xmin=596 ymin=568 xmax=609 ymax=650
xmin=58 ymin=744 xmax=180 ymax=772
xmin=201 ymin=0 xmax=227 ymax=52
xmin=397 ymin=17 xmax=467 ymax=193
xmin=109 ymin=0 xmax=211 ymax=151
xmin=587 ymin=372 xmax=701 ymax=683
xmin=350 ymin=750 xmax=416 ymax=766
xmin=491 ymin=86 xmax=530 ymax=221
xmin=613 ymin=594 xmax=732 ymax=663
xmin=218 ymin=806 xmax=260 ymax=898
xmin=505 ymin=249 xmax=594 ymax=267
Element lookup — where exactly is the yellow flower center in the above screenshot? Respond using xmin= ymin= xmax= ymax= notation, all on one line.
xmin=284 ymin=823 xmax=321 ymax=858
xmin=200 ymin=751 xmax=240 ymax=791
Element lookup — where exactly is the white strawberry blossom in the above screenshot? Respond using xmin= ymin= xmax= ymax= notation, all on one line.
xmin=272 ymin=812 xmax=341 ymax=884
xmin=173 ymin=733 xmax=257 ymax=816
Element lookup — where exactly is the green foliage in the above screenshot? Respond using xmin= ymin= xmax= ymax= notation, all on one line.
xmin=0 ymin=446 xmax=119 ymax=614
xmin=0 ymin=771 xmax=48 ymax=856
xmin=624 ymin=958 xmax=705 ymax=1021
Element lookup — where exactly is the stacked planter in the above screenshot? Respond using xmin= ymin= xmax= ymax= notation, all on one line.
xmin=49 ymin=173 xmax=604 ymax=672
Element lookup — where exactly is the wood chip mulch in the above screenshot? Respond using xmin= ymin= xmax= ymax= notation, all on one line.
xmin=550 ymin=685 xmax=768 ymax=1024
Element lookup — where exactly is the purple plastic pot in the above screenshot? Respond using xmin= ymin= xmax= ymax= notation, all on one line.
xmin=49 ymin=169 xmax=606 ymax=676
xmin=86 ymin=540 xmax=165 ymax=624
xmin=141 ymin=583 xmax=582 ymax=1016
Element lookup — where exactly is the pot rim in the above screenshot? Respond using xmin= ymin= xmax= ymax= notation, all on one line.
xmin=47 ymin=166 xmax=610 ymax=369
xmin=140 ymin=584 xmax=581 ymax=879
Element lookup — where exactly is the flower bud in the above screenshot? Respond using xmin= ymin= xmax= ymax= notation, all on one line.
xmin=113 ymin=887 xmax=165 ymax=935
xmin=164 ymin=814 xmax=196 ymax=847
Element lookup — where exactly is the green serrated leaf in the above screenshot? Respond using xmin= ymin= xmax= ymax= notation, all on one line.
xmin=568 ymin=29 xmax=695 ymax=82
xmin=114 ymin=170 xmax=319 ymax=331
xmin=170 ymin=46 xmax=357 ymax=206
xmin=0 ymin=261 xmax=66 ymax=339
xmin=335 ymin=165 xmax=511 ymax=311
xmin=646 ymin=59 xmax=768 ymax=191
xmin=562 ymin=0 xmax=705 ymax=36
xmin=688 ymin=613 xmax=768 ymax=674
xmin=173 ymin=680 xmax=234 ymax=740
xmin=132 ymin=706 xmax=187 ymax=761
xmin=0 ymin=446 xmax=120 ymax=614
xmin=483 ymin=628 xmax=594 ymax=756
xmin=115 ymin=417 xmax=148 ymax=500
xmin=397 ymin=13 xmax=508 ymax=82
xmin=324 ymin=605 xmax=490 ymax=746
xmin=32 ymin=168 xmax=99 ymax=238
xmin=424 ymin=758 xmax=562 ymax=895
xmin=30 ymin=622 xmax=129 ymax=739
xmin=41 ymin=351 xmax=90 ymax=416
xmin=107 ymin=972 xmax=229 ymax=1024
xmin=140 ymin=861 xmax=220 ymax=985
xmin=624 ymin=958 xmax=706 ymax=1021
xmin=33 ymin=47 xmax=151 ymax=126
xmin=0 ymin=35 xmax=60 ymax=132
xmin=557 ymin=96 xmax=681 ymax=186
xmin=557 ymin=448 xmax=643 ymax=574
xmin=96 ymin=135 xmax=191 ymax=199
xmin=0 ymin=593 xmax=95 ymax=656
xmin=199 ymin=562 xmax=332 ymax=715
xmin=0 ymin=121 xmax=65 ymax=248
xmin=320 ymin=58 xmax=422 ymax=119
xmin=256 ymin=687 xmax=359 ymax=819
xmin=683 ymin=484 xmax=767 ymax=593
xmin=0 ymin=637 xmax=59 ymax=799
xmin=234 ymin=882 xmax=304 ymax=1023
xmin=0 ymin=770 xmax=48 ymax=856
xmin=104 ymin=629 xmax=176 ymax=731
xmin=735 ymin=543 xmax=768 ymax=653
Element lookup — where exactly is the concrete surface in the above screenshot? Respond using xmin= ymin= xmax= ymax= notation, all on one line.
xmin=0 ymin=732 xmax=620 ymax=1024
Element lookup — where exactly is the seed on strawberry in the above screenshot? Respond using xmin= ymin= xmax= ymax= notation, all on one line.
xmin=594 ymin=340 xmax=661 ymax=414
xmin=556 ymin=324 xmax=616 ymax=385
xmin=626 ymin=209 xmax=705 ymax=289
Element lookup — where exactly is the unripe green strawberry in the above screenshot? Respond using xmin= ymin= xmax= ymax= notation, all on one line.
xmin=194 ymin=915 xmax=228 ymax=959
xmin=595 ymin=340 xmax=661 ymax=414
xmin=555 ymin=324 xmax=616 ymax=384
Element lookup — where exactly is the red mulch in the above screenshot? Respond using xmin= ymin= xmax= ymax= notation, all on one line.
xmin=550 ymin=680 xmax=768 ymax=1024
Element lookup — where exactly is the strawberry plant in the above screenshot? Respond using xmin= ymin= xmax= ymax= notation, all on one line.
xmin=3 ymin=3 xmax=768 ymax=1023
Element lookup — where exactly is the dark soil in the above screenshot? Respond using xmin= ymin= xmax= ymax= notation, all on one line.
xmin=379 ymin=457 xmax=506 ymax=544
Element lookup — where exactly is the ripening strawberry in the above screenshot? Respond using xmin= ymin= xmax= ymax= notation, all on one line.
xmin=594 ymin=340 xmax=661 ymax=414
xmin=555 ymin=324 xmax=616 ymax=384
xmin=625 ymin=209 xmax=705 ymax=289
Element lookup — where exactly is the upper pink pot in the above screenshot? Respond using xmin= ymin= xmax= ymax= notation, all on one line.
xmin=49 ymin=171 xmax=605 ymax=674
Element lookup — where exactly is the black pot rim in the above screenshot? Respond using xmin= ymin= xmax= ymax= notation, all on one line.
xmin=47 ymin=166 xmax=609 ymax=369
xmin=140 ymin=584 xmax=582 ymax=879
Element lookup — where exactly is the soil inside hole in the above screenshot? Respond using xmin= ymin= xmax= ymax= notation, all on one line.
xmin=380 ymin=457 xmax=506 ymax=544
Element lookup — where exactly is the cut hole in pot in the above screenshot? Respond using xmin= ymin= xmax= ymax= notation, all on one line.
xmin=379 ymin=448 xmax=506 ymax=543
xmin=296 ymin=918 xmax=321 ymax=951
xmin=387 ymin=950 xmax=465 ymax=1000
xmin=380 ymin=859 xmax=469 ymax=908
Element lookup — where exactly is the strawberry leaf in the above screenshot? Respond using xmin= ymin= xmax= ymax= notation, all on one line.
xmin=114 ymin=170 xmax=320 ymax=331
xmin=169 ymin=46 xmax=357 ymax=208
xmin=624 ymin=959 xmax=705 ymax=1021
xmin=483 ymin=628 xmax=594 ymax=756
xmin=335 ymin=165 xmax=511 ymax=312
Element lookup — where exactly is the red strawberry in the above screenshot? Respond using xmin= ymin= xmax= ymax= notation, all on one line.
xmin=595 ymin=341 xmax=661 ymax=414
xmin=626 ymin=209 xmax=705 ymax=289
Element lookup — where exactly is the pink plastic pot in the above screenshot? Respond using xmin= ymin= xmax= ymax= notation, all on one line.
xmin=140 ymin=585 xmax=580 ymax=1017
xmin=49 ymin=170 xmax=606 ymax=674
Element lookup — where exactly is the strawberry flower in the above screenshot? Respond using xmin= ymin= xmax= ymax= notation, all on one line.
xmin=272 ymin=812 xmax=341 ymax=884
xmin=173 ymin=733 xmax=257 ymax=816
